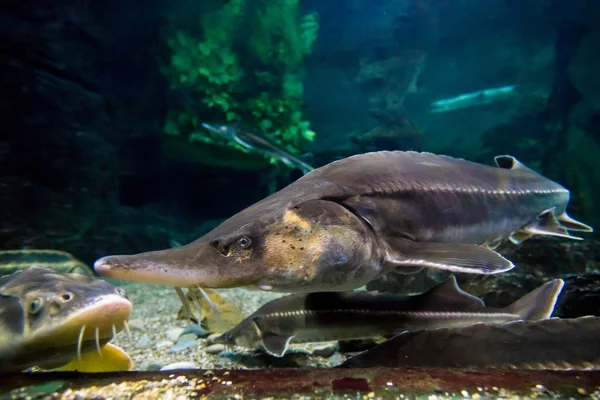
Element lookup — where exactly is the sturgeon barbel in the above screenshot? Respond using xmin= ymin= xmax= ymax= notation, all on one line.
xmin=94 ymin=151 xmax=592 ymax=292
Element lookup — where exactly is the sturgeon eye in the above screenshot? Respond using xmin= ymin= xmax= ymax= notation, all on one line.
xmin=61 ymin=292 xmax=73 ymax=302
xmin=29 ymin=298 xmax=43 ymax=315
xmin=236 ymin=236 xmax=252 ymax=249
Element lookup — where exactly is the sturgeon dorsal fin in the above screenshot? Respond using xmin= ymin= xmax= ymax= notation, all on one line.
xmin=504 ymin=279 xmax=564 ymax=320
xmin=261 ymin=332 xmax=293 ymax=357
xmin=419 ymin=276 xmax=485 ymax=311
xmin=494 ymin=155 xmax=527 ymax=170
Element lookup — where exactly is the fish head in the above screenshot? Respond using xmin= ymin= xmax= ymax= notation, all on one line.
xmin=213 ymin=319 xmax=263 ymax=350
xmin=0 ymin=267 xmax=132 ymax=371
xmin=201 ymin=122 xmax=237 ymax=141
xmin=94 ymin=198 xmax=382 ymax=292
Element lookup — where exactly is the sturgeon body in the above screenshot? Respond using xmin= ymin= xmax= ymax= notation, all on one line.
xmin=94 ymin=151 xmax=592 ymax=292
xmin=213 ymin=277 xmax=564 ymax=357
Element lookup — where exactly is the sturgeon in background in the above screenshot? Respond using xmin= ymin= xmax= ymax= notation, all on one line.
xmin=202 ymin=122 xmax=315 ymax=174
xmin=0 ymin=267 xmax=133 ymax=373
xmin=212 ymin=277 xmax=563 ymax=357
xmin=94 ymin=151 xmax=592 ymax=293
xmin=340 ymin=316 xmax=600 ymax=370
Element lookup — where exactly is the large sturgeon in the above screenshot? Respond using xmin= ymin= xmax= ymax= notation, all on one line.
xmin=94 ymin=151 xmax=592 ymax=292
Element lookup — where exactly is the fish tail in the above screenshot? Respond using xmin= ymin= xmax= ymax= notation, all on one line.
xmin=504 ymin=279 xmax=565 ymax=320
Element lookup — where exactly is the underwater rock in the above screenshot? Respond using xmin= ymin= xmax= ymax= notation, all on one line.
xmin=312 ymin=345 xmax=337 ymax=358
xmin=167 ymin=339 xmax=197 ymax=354
xmin=181 ymin=325 xmax=208 ymax=338
xmin=205 ymin=344 xmax=226 ymax=355
xmin=165 ymin=327 xmax=185 ymax=342
xmin=127 ymin=319 xmax=145 ymax=332
xmin=159 ymin=362 xmax=198 ymax=371
xmin=155 ymin=340 xmax=173 ymax=350
xmin=136 ymin=335 xmax=152 ymax=349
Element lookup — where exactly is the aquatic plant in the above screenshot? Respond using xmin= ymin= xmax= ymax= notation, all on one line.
xmin=162 ymin=0 xmax=318 ymax=167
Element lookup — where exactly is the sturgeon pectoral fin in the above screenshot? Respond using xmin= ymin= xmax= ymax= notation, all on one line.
xmin=261 ymin=333 xmax=293 ymax=357
xmin=384 ymin=238 xmax=514 ymax=274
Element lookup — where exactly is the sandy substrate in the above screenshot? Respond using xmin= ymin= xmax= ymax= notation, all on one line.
xmin=110 ymin=281 xmax=349 ymax=371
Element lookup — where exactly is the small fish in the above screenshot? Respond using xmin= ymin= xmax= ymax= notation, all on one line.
xmin=212 ymin=277 xmax=563 ymax=357
xmin=94 ymin=151 xmax=591 ymax=294
xmin=340 ymin=316 xmax=600 ymax=370
xmin=0 ymin=267 xmax=133 ymax=373
xmin=430 ymin=85 xmax=518 ymax=113
xmin=201 ymin=122 xmax=315 ymax=174
xmin=176 ymin=287 xmax=246 ymax=333
xmin=0 ymin=249 xmax=92 ymax=277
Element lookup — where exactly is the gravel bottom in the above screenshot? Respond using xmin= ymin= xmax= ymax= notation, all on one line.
xmin=111 ymin=282 xmax=349 ymax=371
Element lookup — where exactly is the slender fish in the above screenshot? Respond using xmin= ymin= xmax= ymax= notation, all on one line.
xmin=212 ymin=277 xmax=563 ymax=357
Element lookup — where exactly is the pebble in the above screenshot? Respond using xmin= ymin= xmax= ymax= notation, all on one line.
xmin=165 ymin=327 xmax=185 ymax=342
xmin=205 ymin=344 xmax=226 ymax=354
xmin=178 ymin=333 xmax=198 ymax=342
xmin=167 ymin=339 xmax=197 ymax=353
xmin=145 ymin=363 xmax=163 ymax=371
xmin=312 ymin=345 xmax=336 ymax=358
xmin=136 ymin=335 xmax=152 ymax=348
xmin=156 ymin=340 xmax=174 ymax=349
xmin=159 ymin=361 xmax=198 ymax=371
xmin=327 ymin=353 xmax=346 ymax=367
xmin=127 ymin=319 xmax=145 ymax=331
xmin=206 ymin=333 xmax=221 ymax=344
xmin=181 ymin=325 xmax=208 ymax=338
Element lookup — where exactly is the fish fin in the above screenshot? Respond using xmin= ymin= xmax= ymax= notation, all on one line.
xmin=504 ymin=279 xmax=564 ymax=320
xmin=509 ymin=231 xmax=534 ymax=245
xmin=481 ymin=237 xmax=504 ymax=250
xmin=556 ymin=212 xmax=593 ymax=232
xmin=53 ymin=344 xmax=133 ymax=373
xmin=494 ymin=155 xmax=528 ymax=170
xmin=261 ymin=333 xmax=293 ymax=357
xmin=419 ymin=276 xmax=485 ymax=310
xmin=524 ymin=208 xmax=583 ymax=240
xmin=384 ymin=238 xmax=514 ymax=274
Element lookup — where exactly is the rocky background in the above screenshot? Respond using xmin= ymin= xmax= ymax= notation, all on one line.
xmin=0 ymin=0 xmax=599 ymax=318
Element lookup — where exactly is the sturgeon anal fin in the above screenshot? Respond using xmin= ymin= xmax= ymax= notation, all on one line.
xmin=53 ymin=344 xmax=133 ymax=373
xmin=556 ymin=212 xmax=594 ymax=232
xmin=418 ymin=276 xmax=485 ymax=310
xmin=504 ymin=279 xmax=564 ymax=320
xmin=261 ymin=333 xmax=293 ymax=358
xmin=384 ymin=238 xmax=514 ymax=275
